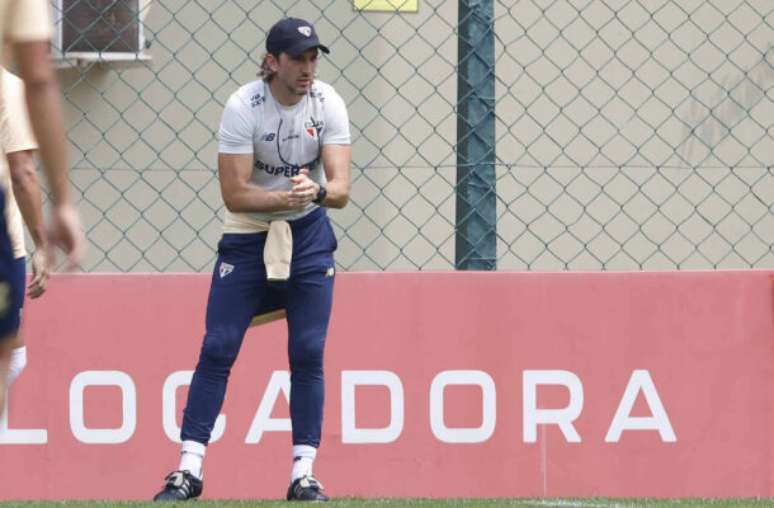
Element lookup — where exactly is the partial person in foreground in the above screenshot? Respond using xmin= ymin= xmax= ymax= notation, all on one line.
xmin=0 ymin=66 xmax=50 ymax=389
xmin=0 ymin=0 xmax=86 ymax=413
xmin=153 ymin=17 xmax=351 ymax=502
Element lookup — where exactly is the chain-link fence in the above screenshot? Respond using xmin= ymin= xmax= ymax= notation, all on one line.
xmin=48 ymin=0 xmax=774 ymax=272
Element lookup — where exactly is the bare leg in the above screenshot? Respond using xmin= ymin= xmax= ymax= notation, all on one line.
xmin=0 ymin=337 xmax=13 ymax=412
xmin=8 ymin=334 xmax=23 ymax=349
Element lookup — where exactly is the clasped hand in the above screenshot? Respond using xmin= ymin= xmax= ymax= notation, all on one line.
xmin=287 ymin=168 xmax=320 ymax=208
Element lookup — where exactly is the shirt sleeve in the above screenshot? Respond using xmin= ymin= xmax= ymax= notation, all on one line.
xmin=6 ymin=0 xmax=53 ymax=42
xmin=218 ymin=92 xmax=256 ymax=154
xmin=2 ymin=71 xmax=37 ymax=153
xmin=322 ymin=88 xmax=351 ymax=146
xmin=0 ymin=103 xmax=8 ymax=154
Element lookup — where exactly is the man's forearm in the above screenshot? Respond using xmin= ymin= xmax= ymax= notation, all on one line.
xmin=23 ymin=81 xmax=69 ymax=206
xmin=319 ymin=145 xmax=351 ymax=209
xmin=223 ymin=183 xmax=295 ymax=214
xmin=320 ymin=178 xmax=349 ymax=209
xmin=13 ymin=41 xmax=71 ymax=206
xmin=6 ymin=151 xmax=46 ymax=250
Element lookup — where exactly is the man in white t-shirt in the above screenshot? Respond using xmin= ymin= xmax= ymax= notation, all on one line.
xmin=153 ymin=17 xmax=351 ymax=502
xmin=0 ymin=67 xmax=49 ymax=389
xmin=0 ymin=0 xmax=85 ymax=414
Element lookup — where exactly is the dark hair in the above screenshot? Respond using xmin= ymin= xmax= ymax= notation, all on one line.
xmin=259 ymin=52 xmax=278 ymax=81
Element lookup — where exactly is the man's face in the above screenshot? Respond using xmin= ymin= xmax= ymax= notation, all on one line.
xmin=272 ymin=48 xmax=319 ymax=96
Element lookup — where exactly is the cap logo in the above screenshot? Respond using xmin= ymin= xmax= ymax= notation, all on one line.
xmin=298 ymin=26 xmax=312 ymax=37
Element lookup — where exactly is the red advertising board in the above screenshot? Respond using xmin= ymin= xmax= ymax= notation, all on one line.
xmin=1 ymin=271 xmax=773 ymax=500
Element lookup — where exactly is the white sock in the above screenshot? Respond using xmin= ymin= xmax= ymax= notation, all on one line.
xmin=291 ymin=445 xmax=317 ymax=482
xmin=179 ymin=440 xmax=206 ymax=479
xmin=7 ymin=347 xmax=26 ymax=386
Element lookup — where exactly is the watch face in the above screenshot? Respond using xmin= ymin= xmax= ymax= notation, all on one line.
xmin=314 ymin=186 xmax=327 ymax=204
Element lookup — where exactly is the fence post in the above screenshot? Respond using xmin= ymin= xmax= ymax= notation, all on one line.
xmin=455 ymin=0 xmax=496 ymax=270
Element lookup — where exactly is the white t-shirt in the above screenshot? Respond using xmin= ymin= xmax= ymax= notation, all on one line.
xmin=0 ymin=0 xmax=52 ymax=58
xmin=218 ymin=79 xmax=350 ymax=231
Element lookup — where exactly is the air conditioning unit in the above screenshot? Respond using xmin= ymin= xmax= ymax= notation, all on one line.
xmin=51 ymin=0 xmax=152 ymax=64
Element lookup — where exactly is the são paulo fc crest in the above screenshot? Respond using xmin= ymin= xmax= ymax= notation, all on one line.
xmin=305 ymin=119 xmax=324 ymax=138
xmin=219 ymin=262 xmax=234 ymax=278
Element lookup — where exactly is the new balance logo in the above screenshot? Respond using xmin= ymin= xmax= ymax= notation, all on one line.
xmin=250 ymin=93 xmax=265 ymax=107
xmin=220 ymin=262 xmax=234 ymax=278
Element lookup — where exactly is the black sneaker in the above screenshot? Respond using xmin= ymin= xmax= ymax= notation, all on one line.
xmin=286 ymin=475 xmax=329 ymax=501
xmin=153 ymin=470 xmax=203 ymax=501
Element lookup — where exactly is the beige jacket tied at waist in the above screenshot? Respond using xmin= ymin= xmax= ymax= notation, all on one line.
xmin=223 ymin=210 xmax=292 ymax=281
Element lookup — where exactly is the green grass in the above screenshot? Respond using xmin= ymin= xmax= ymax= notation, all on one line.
xmin=2 ymin=500 xmax=774 ymax=507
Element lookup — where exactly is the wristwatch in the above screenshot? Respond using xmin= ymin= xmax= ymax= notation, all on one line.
xmin=313 ymin=185 xmax=327 ymax=205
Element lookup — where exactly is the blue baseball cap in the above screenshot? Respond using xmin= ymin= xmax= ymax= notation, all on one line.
xmin=266 ymin=18 xmax=330 ymax=57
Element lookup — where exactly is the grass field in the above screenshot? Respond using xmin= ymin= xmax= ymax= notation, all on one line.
xmin=2 ymin=500 xmax=774 ymax=507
